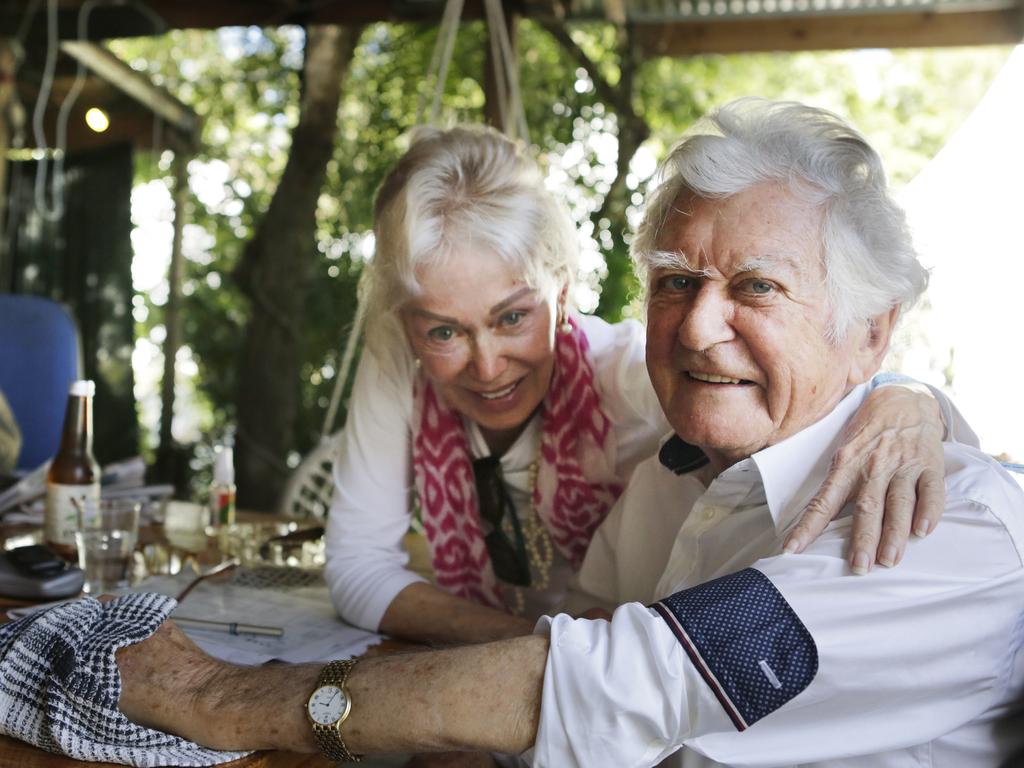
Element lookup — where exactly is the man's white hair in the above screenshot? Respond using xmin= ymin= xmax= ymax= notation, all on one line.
xmin=633 ymin=98 xmax=928 ymax=339
xmin=364 ymin=125 xmax=578 ymax=358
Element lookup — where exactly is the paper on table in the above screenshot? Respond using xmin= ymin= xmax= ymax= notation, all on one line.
xmin=132 ymin=571 xmax=382 ymax=665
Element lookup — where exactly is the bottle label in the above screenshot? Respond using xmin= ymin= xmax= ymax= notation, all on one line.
xmin=45 ymin=483 xmax=101 ymax=546
xmin=211 ymin=488 xmax=236 ymax=526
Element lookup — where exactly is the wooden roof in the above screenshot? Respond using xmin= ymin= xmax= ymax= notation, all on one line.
xmin=3 ymin=0 xmax=1020 ymax=154
xmin=2 ymin=0 xmax=1022 ymax=52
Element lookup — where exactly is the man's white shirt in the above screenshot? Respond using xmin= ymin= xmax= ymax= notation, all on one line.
xmin=529 ymin=383 xmax=1024 ymax=768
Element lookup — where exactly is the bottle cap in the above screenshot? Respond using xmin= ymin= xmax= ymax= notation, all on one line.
xmin=69 ymin=380 xmax=96 ymax=397
xmin=213 ymin=445 xmax=235 ymax=485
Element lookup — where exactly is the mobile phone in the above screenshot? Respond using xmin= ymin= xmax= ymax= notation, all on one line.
xmin=0 ymin=545 xmax=84 ymax=600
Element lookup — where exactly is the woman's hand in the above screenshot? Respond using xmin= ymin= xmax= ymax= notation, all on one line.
xmin=784 ymin=383 xmax=946 ymax=574
xmin=380 ymin=582 xmax=536 ymax=646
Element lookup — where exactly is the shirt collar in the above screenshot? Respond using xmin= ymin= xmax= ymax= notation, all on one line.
xmin=751 ymin=382 xmax=872 ymax=534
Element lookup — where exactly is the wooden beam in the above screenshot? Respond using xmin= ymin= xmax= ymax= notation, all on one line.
xmin=634 ymin=8 xmax=1024 ymax=57
xmin=58 ymin=41 xmax=200 ymax=145
xmin=0 ymin=1 xmax=519 ymax=40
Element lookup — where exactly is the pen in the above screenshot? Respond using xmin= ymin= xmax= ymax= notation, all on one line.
xmin=173 ymin=616 xmax=284 ymax=637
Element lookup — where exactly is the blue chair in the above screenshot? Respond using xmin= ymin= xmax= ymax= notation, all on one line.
xmin=0 ymin=295 xmax=81 ymax=471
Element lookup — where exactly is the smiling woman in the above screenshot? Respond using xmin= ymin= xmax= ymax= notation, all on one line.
xmin=322 ymin=125 xmax=961 ymax=649
xmin=325 ymin=126 xmax=668 ymax=642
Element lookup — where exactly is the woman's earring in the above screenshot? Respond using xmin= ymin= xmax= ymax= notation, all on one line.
xmin=558 ymin=311 xmax=572 ymax=335
xmin=414 ymin=357 xmax=422 ymax=369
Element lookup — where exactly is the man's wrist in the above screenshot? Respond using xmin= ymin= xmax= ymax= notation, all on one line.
xmin=308 ymin=659 xmax=362 ymax=761
xmin=189 ymin=661 xmax=322 ymax=753
xmin=893 ymin=381 xmax=948 ymax=437
xmin=875 ymin=377 xmax=948 ymax=438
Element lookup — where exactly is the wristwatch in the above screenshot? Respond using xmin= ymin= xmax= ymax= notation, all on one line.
xmin=307 ymin=659 xmax=362 ymax=762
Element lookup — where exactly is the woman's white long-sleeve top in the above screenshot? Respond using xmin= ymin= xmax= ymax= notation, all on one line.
xmin=324 ymin=314 xmax=669 ymax=631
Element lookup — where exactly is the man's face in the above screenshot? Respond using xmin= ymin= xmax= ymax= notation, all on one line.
xmin=645 ymin=182 xmax=874 ymax=469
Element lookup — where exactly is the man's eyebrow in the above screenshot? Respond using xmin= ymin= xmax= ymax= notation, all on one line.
xmin=735 ymin=253 xmax=805 ymax=275
xmin=648 ymin=250 xmax=711 ymax=276
xmin=489 ymin=287 xmax=535 ymax=315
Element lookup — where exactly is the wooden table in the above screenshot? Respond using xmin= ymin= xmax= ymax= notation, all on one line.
xmin=0 ymin=517 xmax=419 ymax=768
xmin=0 ymin=736 xmax=337 ymax=767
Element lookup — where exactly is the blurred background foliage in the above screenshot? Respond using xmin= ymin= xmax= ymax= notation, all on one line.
xmin=109 ymin=25 xmax=1010 ymax=496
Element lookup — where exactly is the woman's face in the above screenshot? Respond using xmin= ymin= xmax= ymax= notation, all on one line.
xmin=401 ymin=249 xmax=559 ymax=446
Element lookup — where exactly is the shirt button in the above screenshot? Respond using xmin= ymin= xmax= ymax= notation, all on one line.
xmin=704 ymin=507 xmax=716 ymax=520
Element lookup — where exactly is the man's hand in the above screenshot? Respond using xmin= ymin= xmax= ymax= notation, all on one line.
xmin=785 ymin=383 xmax=945 ymax=574
xmin=116 ymin=618 xmax=321 ymax=753
xmin=115 ymin=619 xmax=226 ymax=747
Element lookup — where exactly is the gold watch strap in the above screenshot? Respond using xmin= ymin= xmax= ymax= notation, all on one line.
xmin=310 ymin=659 xmax=361 ymax=762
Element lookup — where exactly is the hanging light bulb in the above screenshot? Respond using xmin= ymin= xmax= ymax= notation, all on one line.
xmin=84 ymin=107 xmax=110 ymax=133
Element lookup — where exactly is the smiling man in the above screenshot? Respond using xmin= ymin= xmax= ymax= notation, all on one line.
xmin=540 ymin=98 xmax=1024 ymax=766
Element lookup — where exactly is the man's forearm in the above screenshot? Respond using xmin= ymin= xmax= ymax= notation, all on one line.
xmin=118 ymin=620 xmax=548 ymax=757
xmin=346 ymin=634 xmax=548 ymax=755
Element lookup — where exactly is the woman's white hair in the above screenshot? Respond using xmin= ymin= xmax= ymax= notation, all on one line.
xmin=364 ymin=125 xmax=578 ymax=358
xmin=633 ymin=98 xmax=928 ymax=340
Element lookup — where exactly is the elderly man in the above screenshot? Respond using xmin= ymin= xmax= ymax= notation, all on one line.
xmin=530 ymin=97 xmax=1024 ymax=765
xmin=2 ymin=99 xmax=1022 ymax=767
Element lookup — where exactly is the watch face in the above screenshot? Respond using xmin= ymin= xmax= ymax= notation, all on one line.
xmin=308 ymin=684 xmax=348 ymax=725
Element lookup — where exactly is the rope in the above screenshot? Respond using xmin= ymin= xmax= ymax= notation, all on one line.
xmin=51 ymin=1 xmax=101 ymax=219
xmin=320 ymin=277 xmax=367 ymax=441
xmin=484 ymin=2 xmax=509 ymax=131
xmin=415 ymin=0 xmax=465 ymax=127
xmin=30 ymin=0 xmax=63 ymax=221
xmin=483 ymin=0 xmax=529 ymax=142
xmin=29 ymin=0 xmax=168 ymax=224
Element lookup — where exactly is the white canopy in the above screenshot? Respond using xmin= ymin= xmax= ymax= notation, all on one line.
xmin=897 ymin=45 xmax=1024 ymax=462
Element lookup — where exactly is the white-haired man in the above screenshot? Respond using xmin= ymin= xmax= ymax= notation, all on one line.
xmin=2 ymin=99 xmax=1021 ymax=768
xmin=530 ymin=98 xmax=1024 ymax=766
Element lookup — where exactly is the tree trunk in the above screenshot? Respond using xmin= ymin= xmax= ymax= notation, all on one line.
xmin=234 ymin=25 xmax=361 ymax=510
xmin=156 ymin=151 xmax=188 ymax=480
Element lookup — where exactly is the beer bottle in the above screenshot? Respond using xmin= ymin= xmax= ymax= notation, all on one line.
xmin=45 ymin=379 xmax=101 ymax=556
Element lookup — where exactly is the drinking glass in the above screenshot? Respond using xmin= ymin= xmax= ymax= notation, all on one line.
xmin=75 ymin=499 xmax=141 ymax=593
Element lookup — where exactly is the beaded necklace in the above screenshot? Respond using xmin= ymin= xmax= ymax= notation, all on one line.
xmin=503 ymin=460 xmax=555 ymax=615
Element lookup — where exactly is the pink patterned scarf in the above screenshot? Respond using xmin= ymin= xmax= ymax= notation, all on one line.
xmin=411 ymin=318 xmax=624 ymax=610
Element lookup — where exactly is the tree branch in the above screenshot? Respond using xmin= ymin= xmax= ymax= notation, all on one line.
xmin=540 ymin=21 xmax=649 ymax=223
